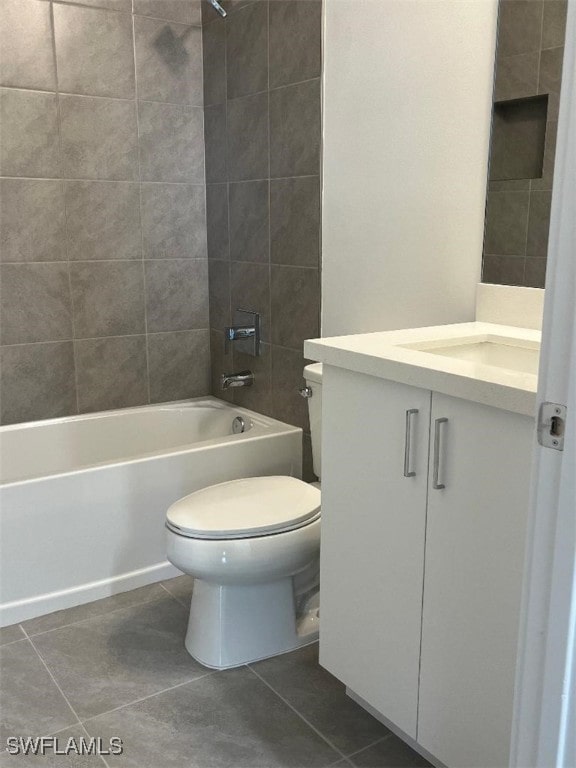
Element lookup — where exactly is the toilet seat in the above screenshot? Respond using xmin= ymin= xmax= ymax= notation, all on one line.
xmin=166 ymin=476 xmax=321 ymax=540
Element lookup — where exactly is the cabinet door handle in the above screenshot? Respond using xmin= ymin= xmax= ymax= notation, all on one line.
xmin=433 ymin=417 xmax=448 ymax=490
xmin=403 ymin=409 xmax=419 ymax=477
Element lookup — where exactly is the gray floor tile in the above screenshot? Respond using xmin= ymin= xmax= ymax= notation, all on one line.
xmin=160 ymin=575 xmax=194 ymax=606
xmin=0 ymin=640 xmax=77 ymax=743
xmin=32 ymin=597 xmax=206 ymax=720
xmin=349 ymin=735 xmax=432 ymax=768
xmin=0 ymin=726 xmax=106 ymax=768
xmin=0 ymin=624 xmax=24 ymax=647
xmin=22 ymin=583 xmax=167 ymax=637
xmin=251 ymin=644 xmax=390 ymax=755
xmin=84 ymin=666 xmax=340 ymax=767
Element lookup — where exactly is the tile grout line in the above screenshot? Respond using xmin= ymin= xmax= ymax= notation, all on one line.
xmin=0 ymin=173 xmax=320 ymax=185
xmin=20 ymin=628 xmax=83 ymax=729
xmin=131 ymin=6 xmax=152 ymax=406
xmin=0 ymin=329 xmax=211 ymax=350
xmin=246 ymin=664 xmax=348 ymax=762
xmin=79 ymin=722 xmax=110 ymax=768
xmin=47 ymin=0 xmax=81 ymax=417
xmin=80 ymin=668 xmax=218 ymax=726
xmin=266 ymin=0 xmax=273 ymax=412
xmin=158 ymin=582 xmax=192 ymax=608
xmin=20 ymin=589 xmax=185 ymax=641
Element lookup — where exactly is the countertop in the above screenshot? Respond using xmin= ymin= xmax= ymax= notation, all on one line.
xmin=304 ymin=322 xmax=540 ymax=417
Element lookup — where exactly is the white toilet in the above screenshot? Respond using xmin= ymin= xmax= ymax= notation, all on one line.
xmin=166 ymin=363 xmax=323 ymax=669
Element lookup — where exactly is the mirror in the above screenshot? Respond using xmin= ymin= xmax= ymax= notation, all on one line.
xmin=481 ymin=0 xmax=567 ymax=288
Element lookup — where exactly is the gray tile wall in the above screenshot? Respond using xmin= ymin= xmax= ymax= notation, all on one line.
xmin=202 ymin=0 xmax=322 ymax=480
xmin=0 ymin=0 xmax=210 ymax=425
xmin=482 ymin=0 xmax=567 ymax=288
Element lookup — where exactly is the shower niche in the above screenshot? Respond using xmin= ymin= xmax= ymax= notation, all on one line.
xmin=489 ymin=94 xmax=548 ymax=183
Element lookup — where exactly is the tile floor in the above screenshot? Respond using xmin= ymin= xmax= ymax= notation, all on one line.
xmin=0 ymin=576 xmax=431 ymax=768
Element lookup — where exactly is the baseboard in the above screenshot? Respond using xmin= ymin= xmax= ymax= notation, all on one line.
xmin=0 ymin=561 xmax=182 ymax=627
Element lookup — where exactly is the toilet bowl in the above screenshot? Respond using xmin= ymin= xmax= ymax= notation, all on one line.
xmin=166 ymin=363 xmax=323 ymax=670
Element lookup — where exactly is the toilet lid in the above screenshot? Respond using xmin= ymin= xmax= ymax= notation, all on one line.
xmin=166 ymin=476 xmax=321 ymax=540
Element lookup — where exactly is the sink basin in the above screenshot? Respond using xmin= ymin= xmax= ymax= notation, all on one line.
xmin=401 ymin=335 xmax=540 ymax=375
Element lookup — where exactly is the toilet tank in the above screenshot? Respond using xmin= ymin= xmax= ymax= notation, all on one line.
xmin=303 ymin=363 xmax=323 ymax=479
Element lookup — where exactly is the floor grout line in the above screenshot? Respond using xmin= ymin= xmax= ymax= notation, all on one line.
xmin=158 ymin=581 xmax=193 ymax=608
xmin=20 ymin=589 xmax=183 ymax=640
xmin=344 ymin=733 xmax=393 ymax=761
xmin=80 ymin=668 xmax=218 ymax=726
xmin=79 ymin=722 xmax=111 ymax=768
xmin=246 ymin=664 xmax=348 ymax=762
xmin=22 ymin=630 xmax=83 ymax=730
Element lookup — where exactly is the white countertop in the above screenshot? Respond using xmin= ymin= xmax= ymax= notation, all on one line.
xmin=304 ymin=322 xmax=540 ymax=417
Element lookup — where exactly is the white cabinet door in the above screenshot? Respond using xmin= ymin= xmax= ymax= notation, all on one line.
xmin=418 ymin=393 xmax=534 ymax=768
xmin=319 ymin=366 xmax=431 ymax=737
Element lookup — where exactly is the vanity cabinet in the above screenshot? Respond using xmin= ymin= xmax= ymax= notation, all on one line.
xmin=320 ymin=366 xmax=534 ymax=768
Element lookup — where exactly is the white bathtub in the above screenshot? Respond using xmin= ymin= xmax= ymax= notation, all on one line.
xmin=0 ymin=398 xmax=302 ymax=626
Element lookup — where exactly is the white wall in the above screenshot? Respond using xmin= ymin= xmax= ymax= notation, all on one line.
xmin=321 ymin=0 xmax=498 ymax=336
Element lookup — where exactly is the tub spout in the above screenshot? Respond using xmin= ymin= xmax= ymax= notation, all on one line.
xmin=221 ymin=370 xmax=254 ymax=390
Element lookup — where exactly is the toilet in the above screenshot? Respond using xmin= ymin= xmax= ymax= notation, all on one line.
xmin=166 ymin=363 xmax=323 ymax=669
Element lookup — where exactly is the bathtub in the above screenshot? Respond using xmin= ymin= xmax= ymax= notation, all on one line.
xmin=0 ymin=398 xmax=302 ymax=626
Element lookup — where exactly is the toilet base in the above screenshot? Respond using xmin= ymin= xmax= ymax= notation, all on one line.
xmin=184 ymin=577 xmax=319 ymax=669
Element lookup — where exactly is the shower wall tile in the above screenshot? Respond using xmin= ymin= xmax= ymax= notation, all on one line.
xmin=134 ymin=16 xmax=203 ymax=106
xmin=59 ymin=95 xmax=139 ymax=180
xmin=208 ymin=259 xmax=231 ymax=328
xmin=269 ymin=79 xmax=321 ymax=178
xmin=0 ymin=0 xmax=56 ymax=91
xmin=206 ymin=184 xmax=230 ymax=260
xmin=233 ymin=341 xmax=272 ymax=414
xmin=0 ymin=179 xmax=66 ymax=263
xmin=497 ymin=0 xmax=543 ymax=57
xmin=65 ymin=181 xmax=142 ymax=261
xmin=70 ymin=261 xmax=146 ymax=338
xmin=270 ymin=266 xmax=319 ymax=350
xmin=226 ymin=1 xmax=268 ymax=99
xmin=0 ymin=263 xmax=72 ymax=345
xmin=138 ymin=101 xmax=205 ymax=182
xmin=203 ymin=0 xmax=321 ymax=448
xmin=270 ymin=177 xmax=320 ymax=267
xmin=75 ymin=335 xmax=149 ymax=413
xmin=53 ymin=4 xmax=135 ymax=99
xmin=268 ymin=0 xmax=321 ymax=88
xmin=0 ymin=342 xmax=77 ymax=425
xmin=484 ymin=191 xmax=530 ymax=256
xmin=524 ymin=257 xmax=547 ymax=288
xmin=526 ymin=191 xmax=552 ymax=257
xmin=204 ymin=103 xmax=228 ymax=182
xmin=228 ymin=180 xmax=269 ymax=262
xmin=271 ymin=346 xmax=312 ymax=432
xmin=202 ymin=20 xmax=226 ymax=106
xmin=483 ymin=255 xmax=525 ymax=287
xmin=1 ymin=0 xmax=211 ymax=423
xmin=144 ymin=259 xmax=209 ymax=332
xmin=140 ymin=184 xmax=207 ymax=260
xmin=0 ymin=89 xmax=60 ymax=178
xmin=230 ymin=261 xmax=270 ymax=341
xmin=226 ymin=92 xmax=269 ymax=181
xmin=538 ymin=46 xmax=564 ymax=96
xmin=493 ymin=52 xmax=539 ymax=102
xmin=133 ymin=0 xmax=202 ymax=25
xmin=542 ymin=0 xmax=568 ymax=49
xmin=147 ymin=329 xmax=210 ymax=402
xmin=483 ymin=0 xmax=566 ymax=288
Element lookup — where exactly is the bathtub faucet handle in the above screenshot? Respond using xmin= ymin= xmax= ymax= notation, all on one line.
xmin=221 ymin=370 xmax=255 ymax=390
xmin=224 ymin=309 xmax=260 ymax=357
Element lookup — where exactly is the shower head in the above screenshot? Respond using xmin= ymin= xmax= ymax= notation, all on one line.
xmin=207 ymin=0 xmax=227 ymax=17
